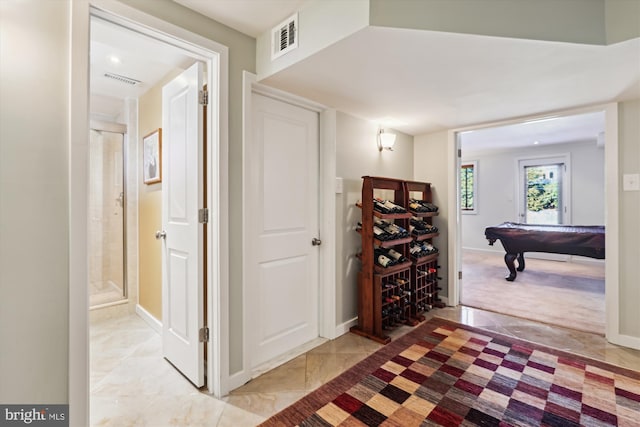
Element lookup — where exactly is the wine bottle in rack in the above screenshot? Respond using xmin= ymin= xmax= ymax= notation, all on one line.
xmin=375 ymin=253 xmax=394 ymax=268
xmin=387 ymin=248 xmax=407 ymax=263
xmin=375 ymin=198 xmax=407 ymax=214
xmin=373 ymin=199 xmax=392 ymax=214
xmin=409 ymin=199 xmax=439 ymax=212
xmin=408 ymin=199 xmax=430 ymax=213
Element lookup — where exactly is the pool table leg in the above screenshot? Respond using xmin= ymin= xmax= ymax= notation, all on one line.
xmin=516 ymin=252 xmax=525 ymax=272
xmin=504 ymin=253 xmax=518 ymax=281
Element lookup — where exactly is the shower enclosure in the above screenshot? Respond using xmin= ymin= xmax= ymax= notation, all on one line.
xmin=89 ymin=122 xmax=127 ymax=307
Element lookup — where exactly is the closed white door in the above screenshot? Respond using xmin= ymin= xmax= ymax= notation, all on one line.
xmin=161 ymin=62 xmax=205 ymax=387
xmin=248 ymin=93 xmax=320 ymax=368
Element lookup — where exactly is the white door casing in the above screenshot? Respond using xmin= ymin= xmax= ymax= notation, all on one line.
xmin=248 ymin=93 xmax=320 ymax=369
xmin=161 ymin=62 xmax=205 ymax=387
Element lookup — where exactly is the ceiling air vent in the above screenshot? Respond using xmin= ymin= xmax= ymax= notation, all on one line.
xmin=104 ymin=72 xmax=141 ymax=86
xmin=271 ymin=13 xmax=298 ymax=60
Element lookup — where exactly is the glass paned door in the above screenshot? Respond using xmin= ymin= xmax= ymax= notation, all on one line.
xmin=89 ymin=128 xmax=126 ymax=307
xmin=522 ymin=163 xmax=564 ymax=224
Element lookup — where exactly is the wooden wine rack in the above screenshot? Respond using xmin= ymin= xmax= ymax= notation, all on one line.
xmin=351 ymin=176 xmax=443 ymax=343
xmin=405 ymin=180 xmax=446 ymax=314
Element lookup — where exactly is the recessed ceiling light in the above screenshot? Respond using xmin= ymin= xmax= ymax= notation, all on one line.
xmin=108 ymin=55 xmax=121 ymax=64
xmin=534 ymin=140 xmax=540 ymax=145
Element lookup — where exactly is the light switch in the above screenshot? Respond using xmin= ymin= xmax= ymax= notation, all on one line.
xmin=623 ymin=173 xmax=640 ymax=191
xmin=335 ymin=177 xmax=343 ymax=194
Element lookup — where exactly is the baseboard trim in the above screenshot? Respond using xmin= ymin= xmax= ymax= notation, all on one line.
xmin=334 ymin=317 xmax=358 ymax=338
xmin=227 ymin=370 xmax=251 ymax=394
xmin=136 ymin=304 xmax=162 ymax=334
xmin=569 ymin=256 xmax=605 ymax=265
xmin=607 ymin=331 xmax=640 ymax=351
xmin=462 ymin=247 xmax=503 ymax=255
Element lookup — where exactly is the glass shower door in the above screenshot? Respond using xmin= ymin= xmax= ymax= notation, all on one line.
xmin=89 ymin=128 xmax=126 ymax=307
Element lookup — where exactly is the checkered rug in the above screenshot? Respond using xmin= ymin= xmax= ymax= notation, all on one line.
xmin=259 ymin=318 xmax=640 ymax=426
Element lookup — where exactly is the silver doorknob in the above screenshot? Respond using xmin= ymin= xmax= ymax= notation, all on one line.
xmin=155 ymin=230 xmax=167 ymax=240
xmin=312 ymin=237 xmax=322 ymax=246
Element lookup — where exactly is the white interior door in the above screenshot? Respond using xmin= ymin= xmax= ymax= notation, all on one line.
xmin=248 ymin=92 xmax=320 ymax=369
xmin=161 ymin=62 xmax=205 ymax=387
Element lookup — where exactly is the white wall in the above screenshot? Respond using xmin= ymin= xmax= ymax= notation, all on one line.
xmin=256 ymin=0 xmax=369 ymax=80
xmin=461 ymin=140 xmax=605 ymax=252
xmin=413 ymin=131 xmax=450 ymax=298
xmin=0 ymin=0 xmax=70 ymax=403
xmin=335 ymin=112 xmax=414 ymax=325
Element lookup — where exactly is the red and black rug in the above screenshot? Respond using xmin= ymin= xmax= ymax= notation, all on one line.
xmin=259 ymin=317 xmax=640 ymax=426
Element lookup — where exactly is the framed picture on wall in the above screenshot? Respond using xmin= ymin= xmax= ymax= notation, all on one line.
xmin=143 ymin=128 xmax=162 ymax=184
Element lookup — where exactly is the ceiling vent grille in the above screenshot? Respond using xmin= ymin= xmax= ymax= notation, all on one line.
xmin=104 ymin=72 xmax=141 ymax=86
xmin=271 ymin=13 xmax=298 ymax=60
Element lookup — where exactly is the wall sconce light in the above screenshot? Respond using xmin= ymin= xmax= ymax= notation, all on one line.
xmin=377 ymin=128 xmax=396 ymax=152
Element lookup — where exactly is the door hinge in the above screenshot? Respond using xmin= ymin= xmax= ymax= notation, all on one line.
xmin=459 ymin=271 xmax=462 ymax=280
xmin=458 ymin=148 xmax=462 ymax=158
xmin=199 ymin=208 xmax=209 ymax=224
xmin=199 ymin=90 xmax=208 ymax=105
xmin=199 ymin=326 xmax=209 ymax=342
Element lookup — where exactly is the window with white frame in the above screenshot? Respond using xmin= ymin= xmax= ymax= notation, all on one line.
xmin=460 ymin=161 xmax=477 ymax=214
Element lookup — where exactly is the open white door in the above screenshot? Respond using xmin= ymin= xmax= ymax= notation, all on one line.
xmin=161 ymin=62 xmax=205 ymax=387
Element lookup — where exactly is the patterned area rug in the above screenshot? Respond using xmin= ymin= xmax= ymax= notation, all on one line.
xmin=259 ymin=318 xmax=640 ymax=427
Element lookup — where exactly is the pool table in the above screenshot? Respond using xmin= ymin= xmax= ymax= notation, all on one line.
xmin=484 ymin=222 xmax=605 ymax=281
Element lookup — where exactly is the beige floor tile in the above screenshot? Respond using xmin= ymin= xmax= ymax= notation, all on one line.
xmin=90 ymin=304 xmax=640 ymax=427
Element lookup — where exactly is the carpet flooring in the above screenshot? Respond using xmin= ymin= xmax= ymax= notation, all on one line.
xmin=461 ymin=250 xmax=605 ymax=334
xmin=259 ymin=318 xmax=640 ymax=427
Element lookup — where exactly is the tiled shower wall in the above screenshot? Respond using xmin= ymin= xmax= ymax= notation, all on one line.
xmin=89 ymin=129 xmax=124 ymax=303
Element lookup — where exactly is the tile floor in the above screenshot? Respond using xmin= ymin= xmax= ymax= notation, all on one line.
xmin=90 ymin=306 xmax=640 ymax=426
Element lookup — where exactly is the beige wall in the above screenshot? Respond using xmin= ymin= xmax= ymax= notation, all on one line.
xmin=371 ymin=0 xmax=632 ymax=46
xmin=137 ymin=69 xmax=184 ymax=320
xmin=335 ymin=112 xmax=414 ymax=324
xmin=618 ymin=99 xmax=640 ymax=337
xmin=0 ymin=0 xmax=70 ymax=403
xmin=413 ymin=131 xmax=451 ymax=298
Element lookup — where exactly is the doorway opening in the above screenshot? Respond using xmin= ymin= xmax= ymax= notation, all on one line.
xmin=456 ymin=110 xmax=606 ymax=334
xmin=89 ymin=123 xmax=127 ymax=308
xmin=86 ymin=2 xmax=227 ymax=398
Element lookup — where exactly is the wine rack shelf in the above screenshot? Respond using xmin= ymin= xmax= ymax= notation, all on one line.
xmin=356 ymin=229 xmax=413 ymax=248
xmin=351 ymin=176 xmax=444 ymax=344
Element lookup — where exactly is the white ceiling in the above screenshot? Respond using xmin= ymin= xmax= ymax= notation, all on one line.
xmin=261 ymin=26 xmax=639 ymax=137
xmin=90 ymin=2 xmax=640 ymax=149
xmin=90 ymin=16 xmax=194 ymax=120
xmin=459 ymin=111 xmax=605 ymax=152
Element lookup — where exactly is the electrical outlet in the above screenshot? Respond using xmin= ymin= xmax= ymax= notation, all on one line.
xmin=623 ymin=173 xmax=640 ymax=191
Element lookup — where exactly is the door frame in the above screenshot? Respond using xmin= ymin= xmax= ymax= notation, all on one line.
xmin=447 ymin=102 xmax=639 ymax=349
xmin=234 ymin=72 xmax=336 ymax=390
xmin=70 ymin=0 xmax=229 ymax=423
